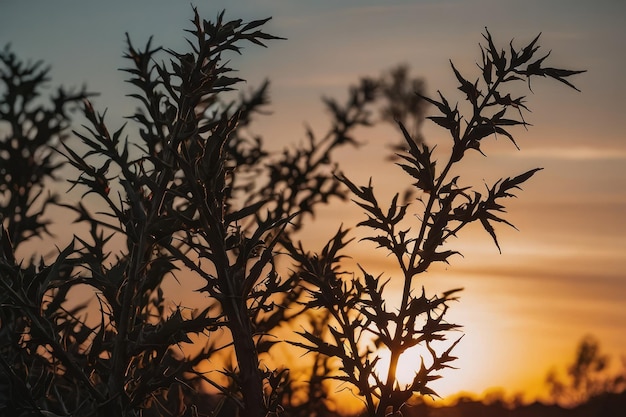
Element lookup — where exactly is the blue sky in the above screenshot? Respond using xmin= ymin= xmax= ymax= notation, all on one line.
xmin=2 ymin=0 xmax=625 ymax=402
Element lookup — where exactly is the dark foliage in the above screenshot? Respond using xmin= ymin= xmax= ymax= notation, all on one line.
xmin=0 ymin=7 xmax=584 ymax=417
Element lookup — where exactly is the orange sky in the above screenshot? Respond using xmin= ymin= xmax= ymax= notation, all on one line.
xmin=2 ymin=0 xmax=625 ymax=405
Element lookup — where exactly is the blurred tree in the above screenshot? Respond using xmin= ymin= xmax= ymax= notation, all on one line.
xmin=546 ymin=335 xmax=626 ymax=407
xmin=0 ymin=45 xmax=91 ymax=247
xmin=377 ymin=64 xmax=426 ymax=151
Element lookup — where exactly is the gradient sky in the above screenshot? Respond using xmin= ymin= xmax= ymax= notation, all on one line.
xmin=2 ymin=0 xmax=625 ymax=404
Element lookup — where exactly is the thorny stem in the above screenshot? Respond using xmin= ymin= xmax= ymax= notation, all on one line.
xmin=179 ymin=148 xmax=267 ymax=417
xmin=109 ymin=216 xmax=147 ymax=412
xmin=382 ymin=64 xmax=511 ymax=413
xmin=108 ymin=59 xmax=196 ymax=410
xmin=335 ymin=305 xmax=378 ymax=414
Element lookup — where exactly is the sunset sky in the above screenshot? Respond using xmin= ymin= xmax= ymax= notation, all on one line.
xmin=2 ymin=0 xmax=625 ymax=405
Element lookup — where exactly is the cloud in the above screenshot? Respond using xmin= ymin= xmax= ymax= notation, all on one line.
xmin=498 ymin=146 xmax=626 ymax=161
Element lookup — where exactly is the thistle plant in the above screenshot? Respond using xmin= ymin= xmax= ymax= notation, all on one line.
xmin=287 ymin=28 xmax=584 ymax=417
xmin=0 ymin=7 xmax=379 ymax=417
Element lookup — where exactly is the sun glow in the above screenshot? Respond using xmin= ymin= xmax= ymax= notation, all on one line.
xmin=373 ymin=345 xmax=428 ymax=388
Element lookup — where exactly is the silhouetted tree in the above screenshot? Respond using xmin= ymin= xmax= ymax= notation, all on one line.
xmin=546 ymin=335 xmax=626 ymax=407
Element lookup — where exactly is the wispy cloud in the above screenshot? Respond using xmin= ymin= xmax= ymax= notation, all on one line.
xmin=498 ymin=146 xmax=626 ymax=161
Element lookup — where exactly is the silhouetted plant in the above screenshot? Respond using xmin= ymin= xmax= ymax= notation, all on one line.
xmin=286 ymin=28 xmax=583 ymax=417
xmin=0 ymin=45 xmax=93 ymax=417
xmin=0 ymin=7 xmax=584 ymax=417
xmin=0 ymin=45 xmax=91 ymax=247
xmin=0 ymin=7 xmax=379 ymax=417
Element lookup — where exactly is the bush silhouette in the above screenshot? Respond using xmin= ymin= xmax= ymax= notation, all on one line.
xmin=0 ymin=7 xmax=583 ymax=417
xmin=546 ymin=335 xmax=626 ymax=407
